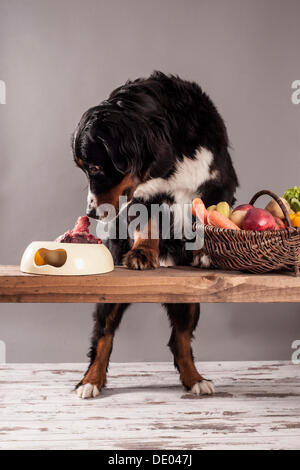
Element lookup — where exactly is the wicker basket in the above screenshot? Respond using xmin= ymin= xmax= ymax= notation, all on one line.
xmin=197 ymin=190 xmax=300 ymax=275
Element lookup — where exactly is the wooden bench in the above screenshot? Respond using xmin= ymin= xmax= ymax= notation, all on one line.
xmin=0 ymin=265 xmax=300 ymax=303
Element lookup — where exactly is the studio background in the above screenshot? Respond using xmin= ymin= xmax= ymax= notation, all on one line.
xmin=0 ymin=0 xmax=299 ymax=362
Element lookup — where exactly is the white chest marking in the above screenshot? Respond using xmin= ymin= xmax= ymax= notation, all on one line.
xmin=133 ymin=147 xmax=213 ymax=205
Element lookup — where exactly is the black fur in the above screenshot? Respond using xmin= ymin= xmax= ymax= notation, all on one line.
xmin=73 ymin=71 xmax=238 ymax=262
xmin=164 ymin=303 xmax=200 ymax=375
xmin=73 ymin=72 xmax=239 ymax=392
xmin=73 ymin=71 xmax=238 ymax=202
xmin=76 ymin=303 xmax=128 ymax=389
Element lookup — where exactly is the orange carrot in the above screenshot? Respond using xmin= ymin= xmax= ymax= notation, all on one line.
xmin=207 ymin=210 xmax=241 ymax=230
xmin=192 ymin=198 xmax=208 ymax=223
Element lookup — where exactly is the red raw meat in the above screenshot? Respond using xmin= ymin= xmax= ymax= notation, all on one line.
xmin=55 ymin=216 xmax=102 ymax=244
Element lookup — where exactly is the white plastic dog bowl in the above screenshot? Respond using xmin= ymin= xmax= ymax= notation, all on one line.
xmin=20 ymin=241 xmax=114 ymax=275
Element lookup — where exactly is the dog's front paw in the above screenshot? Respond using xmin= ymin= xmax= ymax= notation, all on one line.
xmin=123 ymin=248 xmax=160 ymax=270
xmin=76 ymin=383 xmax=100 ymax=399
xmin=191 ymin=380 xmax=215 ymax=395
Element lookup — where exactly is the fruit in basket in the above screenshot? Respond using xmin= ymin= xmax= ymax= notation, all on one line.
xmin=283 ymin=186 xmax=300 ymax=213
xmin=265 ymin=198 xmax=293 ymax=219
xmin=232 ymin=204 xmax=253 ymax=213
xmin=207 ymin=211 xmax=240 ymax=230
xmin=242 ymin=208 xmax=277 ymax=231
xmin=230 ymin=204 xmax=253 ymax=228
xmin=274 ymin=217 xmax=286 ymax=229
xmin=207 ymin=205 xmax=217 ymax=212
xmin=216 ymin=201 xmax=230 ymax=218
xmin=230 ymin=210 xmax=247 ymax=228
xmin=290 ymin=212 xmax=300 ymax=228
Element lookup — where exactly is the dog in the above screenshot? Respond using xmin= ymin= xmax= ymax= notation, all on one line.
xmin=72 ymin=71 xmax=238 ymax=399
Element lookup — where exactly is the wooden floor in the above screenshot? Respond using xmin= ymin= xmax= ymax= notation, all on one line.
xmin=0 ymin=361 xmax=299 ymax=450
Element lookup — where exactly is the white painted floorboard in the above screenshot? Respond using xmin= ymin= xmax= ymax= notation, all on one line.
xmin=0 ymin=361 xmax=299 ymax=450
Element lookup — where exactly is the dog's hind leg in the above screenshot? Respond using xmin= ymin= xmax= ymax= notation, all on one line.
xmin=76 ymin=303 xmax=129 ymax=399
xmin=163 ymin=303 xmax=215 ymax=395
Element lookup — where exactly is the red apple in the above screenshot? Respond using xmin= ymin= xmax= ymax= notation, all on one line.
xmin=242 ymin=208 xmax=277 ymax=231
xmin=230 ymin=204 xmax=253 ymax=228
xmin=232 ymin=204 xmax=253 ymax=213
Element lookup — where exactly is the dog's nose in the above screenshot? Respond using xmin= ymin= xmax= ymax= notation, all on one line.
xmin=86 ymin=207 xmax=97 ymax=219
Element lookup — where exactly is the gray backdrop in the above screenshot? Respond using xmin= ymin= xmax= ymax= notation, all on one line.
xmin=0 ymin=0 xmax=299 ymax=363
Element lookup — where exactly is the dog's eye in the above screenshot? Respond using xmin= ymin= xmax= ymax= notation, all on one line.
xmin=88 ymin=165 xmax=103 ymax=176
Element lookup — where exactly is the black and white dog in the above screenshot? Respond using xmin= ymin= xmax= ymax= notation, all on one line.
xmin=72 ymin=72 xmax=238 ymax=399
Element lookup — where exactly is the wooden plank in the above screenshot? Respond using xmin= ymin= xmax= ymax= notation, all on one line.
xmin=0 ymin=265 xmax=299 ymax=303
xmin=0 ymin=361 xmax=299 ymax=450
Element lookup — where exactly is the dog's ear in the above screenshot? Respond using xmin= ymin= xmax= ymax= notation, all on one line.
xmin=97 ymin=127 xmax=143 ymax=175
xmin=97 ymin=136 xmax=129 ymax=174
xmin=91 ymin=114 xmax=173 ymax=177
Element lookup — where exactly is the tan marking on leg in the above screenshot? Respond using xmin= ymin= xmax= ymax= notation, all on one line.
xmin=82 ymin=335 xmax=113 ymax=389
xmin=82 ymin=305 xmax=120 ymax=390
xmin=174 ymin=304 xmax=207 ymax=390
xmin=176 ymin=331 xmax=205 ymax=389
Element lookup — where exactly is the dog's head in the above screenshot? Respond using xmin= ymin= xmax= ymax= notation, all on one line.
xmin=72 ymin=104 xmax=141 ymax=219
xmin=72 ymin=76 xmax=174 ymax=219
